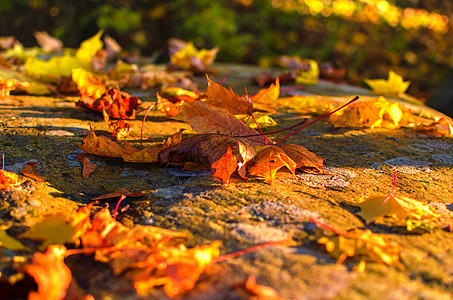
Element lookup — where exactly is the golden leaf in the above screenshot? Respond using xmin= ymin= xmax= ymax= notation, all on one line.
xmin=318 ymin=228 xmax=401 ymax=267
xmin=365 ymin=70 xmax=410 ymax=97
xmin=247 ymin=145 xmax=297 ymax=184
xmin=71 ymin=68 xmax=106 ymax=99
xmin=0 ymin=169 xmax=21 ymax=190
xmin=0 ymin=229 xmax=31 ymax=251
xmin=23 ymin=245 xmax=72 ymax=300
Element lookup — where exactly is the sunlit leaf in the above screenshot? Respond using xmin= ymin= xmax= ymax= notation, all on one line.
xmin=71 ymin=68 xmax=106 ymax=99
xmin=318 ymin=228 xmax=401 ymax=267
xmin=247 ymin=145 xmax=297 ymax=184
xmin=329 ymin=96 xmax=403 ymax=129
xmin=23 ymin=245 xmax=72 ymax=300
xmin=365 ymin=70 xmax=410 ymax=97
xmin=0 ymin=229 xmax=31 ymax=251
xmin=0 ymin=169 xmax=21 ymax=190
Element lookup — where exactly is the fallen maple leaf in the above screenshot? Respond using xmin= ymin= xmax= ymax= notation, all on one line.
xmin=20 ymin=161 xmax=44 ymax=182
xmin=74 ymin=153 xmax=97 ymax=179
xmin=356 ymin=171 xmax=439 ymax=229
xmin=72 ymin=68 xmax=106 ymax=100
xmin=365 ymin=70 xmax=410 ymax=97
xmin=77 ymin=86 xmax=142 ymax=120
xmin=169 ymin=40 xmax=218 ymax=73
xmin=157 ymin=87 xmax=200 ymax=117
xmin=23 ymin=245 xmax=72 ymax=300
xmin=279 ymin=144 xmax=325 ymax=173
xmin=132 ymin=241 xmax=221 ymax=297
xmin=205 ymin=75 xmax=254 ymax=115
xmin=25 ymin=31 xmax=103 ymax=80
xmin=159 ymin=133 xmax=256 ymax=182
xmin=180 ymin=101 xmax=267 ymax=146
xmin=0 ymin=229 xmax=31 ymax=251
xmin=251 ymin=78 xmax=280 ymax=114
xmin=414 ymin=117 xmax=453 ymax=137
xmin=329 ymin=96 xmax=403 ymax=129
xmin=211 ymin=147 xmax=238 ymax=184
xmin=79 ymin=127 xmax=137 ymax=158
xmin=19 ymin=205 xmax=92 ymax=251
xmin=317 ymin=228 xmax=401 ymax=267
xmin=247 ymin=145 xmax=297 ymax=184
xmin=0 ymin=169 xmax=21 ymax=190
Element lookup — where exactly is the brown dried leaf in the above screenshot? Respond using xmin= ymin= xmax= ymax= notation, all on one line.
xmin=20 ymin=161 xmax=44 ymax=182
xmin=205 ymin=76 xmax=253 ymax=115
xmin=247 ymin=146 xmax=297 ymax=184
xmin=211 ymin=147 xmax=238 ymax=184
xmin=180 ymin=101 xmax=266 ymax=146
xmin=74 ymin=153 xmax=97 ymax=178
xmin=159 ymin=134 xmax=256 ymax=181
xmin=77 ymin=87 xmax=142 ymax=120
xmin=279 ymin=144 xmax=325 ymax=173
xmin=79 ymin=127 xmax=137 ymax=158
xmin=121 ymin=129 xmax=185 ymax=163
xmin=414 ymin=117 xmax=453 ymax=137
xmin=251 ymin=78 xmax=280 ymax=114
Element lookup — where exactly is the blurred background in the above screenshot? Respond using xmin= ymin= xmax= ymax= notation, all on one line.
xmin=0 ymin=0 xmax=452 ymax=116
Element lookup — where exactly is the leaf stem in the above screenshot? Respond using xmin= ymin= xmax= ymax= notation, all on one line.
xmin=391 ymin=168 xmax=398 ymax=195
xmin=276 ymin=96 xmax=359 ymax=145
xmin=233 ymin=118 xmax=308 ymax=139
xmin=113 ymin=195 xmax=126 ymax=220
xmin=140 ymin=102 xmax=156 ymax=150
xmin=251 ymin=113 xmax=271 ymax=144
xmin=213 ymin=231 xmax=294 ymax=263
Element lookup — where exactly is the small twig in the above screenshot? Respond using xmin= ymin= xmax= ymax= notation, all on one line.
xmin=276 ymin=96 xmax=359 ymax=144
xmin=140 ymin=102 xmax=156 ymax=150
xmin=113 ymin=195 xmax=126 ymax=220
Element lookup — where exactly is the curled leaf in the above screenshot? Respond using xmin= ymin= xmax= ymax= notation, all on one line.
xmin=279 ymin=144 xmax=325 ymax=173
xmin=247 ymin=145 xmax=297 ymax=184
xmin=74 ymin=153 xmax=97 ymax=179
xmin=20 ymin=161 xmax=44 ymax=182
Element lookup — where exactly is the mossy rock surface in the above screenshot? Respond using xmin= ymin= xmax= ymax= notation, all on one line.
xmin=1 ymin=64 xmax=452 ymax=299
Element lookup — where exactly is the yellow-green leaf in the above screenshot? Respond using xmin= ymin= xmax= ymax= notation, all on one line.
xmin=365 ymin=70 xmax=410 ymax=97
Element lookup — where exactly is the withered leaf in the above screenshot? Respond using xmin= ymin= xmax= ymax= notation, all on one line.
xmin=79 ymin=127 xmax=137 ymax=158
xmin=77 ymin=87 xmax=142 ymax=120
xmin=279 ymin=144 xmax=325 ymax=173
xmin=20 ymin=161 xmax=44 ymax=182
xmin=251 ymin=78 xmax=280 ymax=114
xmin=205 ymin=75 xmax=253 ymax=115
xmin=211 ymin=147 xmax=238 ymax=184
xmin=121 ymin=129 xmax=185 ymax=163
xmin=74 ymin=153 xmax=97 ymax=179
xmin=180 ymin=101 xmax=266 ymax=146
xmin=23 ymin=245 xmax=72 ymax=300
xmin=247 ymin=145 xmax=297 ymax=184
xmin=159 ymin=134 xmax=256 ymax=182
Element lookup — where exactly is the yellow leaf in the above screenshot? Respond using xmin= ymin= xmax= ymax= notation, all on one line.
xmin=357 ymin=193 xmax=439 ymax=225
xmin=170 ymin=41 xmax=217 ymax=70
xmin=365 ymin=70 xmax=411 ymax=97
xmin=295 ymin=59 xmax=319 ymax=85
xmin=76 ymin=30 xmax=104 ymax=65
xmin=71 ymin=68 xmax=106 ymax=99
xmin=25 ymin=31 xmax=103 ymax=80
xmin=0 ymin=229 xmax=31 ymax=251
xmin=18 ymin=205 xmax=91 ymax=251
xmin=329 ymin=96 xmax=403 ymax=129
xmin=318 ymin=228 xmax=401 ymax=267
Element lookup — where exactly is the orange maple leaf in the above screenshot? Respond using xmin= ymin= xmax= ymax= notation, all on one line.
xmin=211 ymin=147 xmax=238 ymax=184
xmin=247 ymin=145 xmax=297 ymax=184
xmin=23 ymin=245 xmax=72 ymax=300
